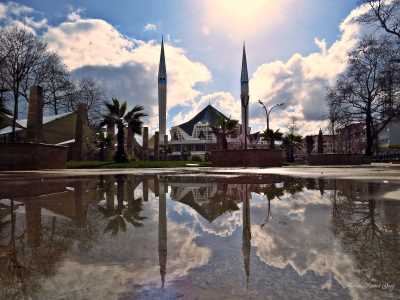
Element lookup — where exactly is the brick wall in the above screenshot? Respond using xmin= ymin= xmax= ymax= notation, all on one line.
xmin=0 ymin=143 xmax=67 ymax=170
xmin=210 ymin=149 xmax=284 ymax=167
xmin=307 ymin=154 xmax=369 ymax=165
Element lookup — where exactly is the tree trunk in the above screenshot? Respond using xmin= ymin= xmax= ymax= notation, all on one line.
xmin=365 ymin=103 xmax=373 ymax=156
xmin=222 ymin=135 xmax=228 ymax=150
xmin=270 ymin=138 xmax=275 ymax=150
xmin=115 ymin=123 xmax=127 ymax=162
xmin=54 ymin=97 xmax=58 ymax=115
xmin=12 ymin=88 xmax=19 ymax=142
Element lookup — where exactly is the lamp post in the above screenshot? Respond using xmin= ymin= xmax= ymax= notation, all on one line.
xmin=258 ymin=100 xmax=284 ymax=132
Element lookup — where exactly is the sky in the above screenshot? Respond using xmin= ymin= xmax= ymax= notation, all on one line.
xmin=0 ymin=0 xmax=369 ymax=136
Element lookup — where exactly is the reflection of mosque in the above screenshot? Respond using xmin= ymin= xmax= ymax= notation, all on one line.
xmin=1 ymin=174 xmax=400 ymax=297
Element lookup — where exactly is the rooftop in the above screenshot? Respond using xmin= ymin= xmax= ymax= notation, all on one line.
xmin=176 ymin=105 xmax=231 ymax=136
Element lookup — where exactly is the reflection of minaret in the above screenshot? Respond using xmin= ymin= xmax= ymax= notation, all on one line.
xmin=241 ymin=184 xmax=251 ymax=288
xmin=158 ymin=37 xmax=167 ymax=143
xmin=158 ymin=182 xmax=167 ymax=288
xmin=241 ymin=43 xmax=249 ymax=148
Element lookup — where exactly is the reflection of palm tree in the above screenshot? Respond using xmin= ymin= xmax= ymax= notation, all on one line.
xmin=261 ymin=184 xmax=284 ymax=227
xmin=99 ymin=175 xmax=146 ymax=236
xmin=284 ymin=178 xmax=304 ymax=195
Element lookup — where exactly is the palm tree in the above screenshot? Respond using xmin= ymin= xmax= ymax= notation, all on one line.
xmin=281 ymin=133 xmax=303 ymax=162
xmin=125 ymin=105 xmax=146 ymax=159
xmin=102 ymin=98 xmax=146 ymax=163
xmin=261 ymin=129 xmax=283 ymax=149
xmin=211 ymin=116 xmax=238 ymax=150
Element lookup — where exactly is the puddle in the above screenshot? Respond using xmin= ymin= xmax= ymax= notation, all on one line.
xmin=0 ymin=174 xmax=399 ymax=299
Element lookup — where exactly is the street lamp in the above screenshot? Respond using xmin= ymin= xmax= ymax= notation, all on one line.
xmin=258 ymin=100 xmax=284 ymax=132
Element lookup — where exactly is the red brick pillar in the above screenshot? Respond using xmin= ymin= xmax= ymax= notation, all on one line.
xmin=143 ymin=127 xmax=149 ymax=160
xmin=72 ymin=103 xmax=88 ymax=161
xmin=26 ymin=86 xmax=44 ymax=142
xmin=126 ymin=126 xmax=133 ymax=159
xmin=25 ymin=201 xmax=41 ymax=247
xmin=154 ymin=131 xmax=160 ymax=160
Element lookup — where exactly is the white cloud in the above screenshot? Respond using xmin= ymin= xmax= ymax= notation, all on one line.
xmin=0 ymin=2 xmax=46 ymax=33
xmin=0 ymin=1 xmax=384 ymax=136
xmin=41 ymin=16 xmax=211 ymax=134
xmin=172 ymin=91 xmax=239 ymax=126
xmin=0 ymin=4 xmax=6 ymax=19
xmin=2 ymin=2 xmax=33 ymax=17
xmin=245 ymin=5 xmax=367 ymax=135
xmin=67 ymin=7 xmax=85 ymax=22
xmin=201 ymin=25 xmax=210 ymax=36
xmin=144 ymin=23 xmax=157 ymax=31
xmin=202 ymin=0 xmax=293 ymax=39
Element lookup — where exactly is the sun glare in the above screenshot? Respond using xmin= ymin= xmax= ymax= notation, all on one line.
xmin=204 ymin=0 xmax=288 ymax=38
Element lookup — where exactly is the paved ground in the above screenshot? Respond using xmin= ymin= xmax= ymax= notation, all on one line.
xmin=2 ymin=163 xmax=400 ymax=181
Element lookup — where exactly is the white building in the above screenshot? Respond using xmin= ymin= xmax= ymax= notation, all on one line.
xmin=169 ymin=104 xmax=241 ymax=158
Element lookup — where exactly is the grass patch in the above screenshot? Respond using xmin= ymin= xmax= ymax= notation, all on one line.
xmin=66 ymin=160 xmax=210 ymax=169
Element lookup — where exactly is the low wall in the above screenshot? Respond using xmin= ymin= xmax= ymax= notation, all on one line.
xmin=307 ymin=154 xmax=369 ymax=166
xmin=0 ymin=143 xmax=67 ymax=171
xmin=210 ymin=149 xmax=283 ymax=167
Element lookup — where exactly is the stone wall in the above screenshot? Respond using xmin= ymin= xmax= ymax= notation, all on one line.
xmin=26 ymin=86 xmax=44 ymax=142
xmin=0 ymin=143 xmax=67 ymax=170
xmin=307 ymin=154 xmax=369 ymax=165
xmin=210 ymin=149 xmax=283 ymax=167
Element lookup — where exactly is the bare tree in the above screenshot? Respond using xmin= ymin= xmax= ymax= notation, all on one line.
xmin=358 ymin=0 xmax=400 ymax=39
xmin=41 ymin=53 xmax=73 ymax=115
xmin=66 ymin=78 xmax=105 ymax=126
xmin=328 ymin=37 xmax=400 ymax=155
xmin=0 ymin=26 xmax=48 ymax=140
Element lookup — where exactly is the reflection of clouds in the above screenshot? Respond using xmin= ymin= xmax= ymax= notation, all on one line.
xmin=37 ymin=190 xmax=210 ymax=300
xmin=251 ymin=189 xmax=366 ymax=299
xmin=173 ymin=201 xmax=242 ymax=237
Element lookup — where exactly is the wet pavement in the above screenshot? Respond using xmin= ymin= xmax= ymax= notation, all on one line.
xmin=0 ymin=171 xmax=399 ymax=299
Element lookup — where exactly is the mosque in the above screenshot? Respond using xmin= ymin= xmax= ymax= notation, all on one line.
xmin=157 ymin=39 xmax=254 ymax=159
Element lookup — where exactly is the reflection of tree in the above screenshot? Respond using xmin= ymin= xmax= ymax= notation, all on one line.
xmin=99 ymin=175 xmax=146 ymax=236
xmin=260 ymin=183 xmax=284 ymax=227
xmin=332 ymin=181 xmax=400 ymax=293
xmin=0 ymin=199 xmax=89 ymax=299
xmin=259 ymin=178 xmax=305 ymax=226
xmin=283 ymin=178 xmax=304 ymax=195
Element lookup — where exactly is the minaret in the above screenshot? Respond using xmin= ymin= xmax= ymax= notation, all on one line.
xmin=241 ymin=43 xmax=249 ymax=149
xmin=158 ymin=37 xmax=167 ymax=144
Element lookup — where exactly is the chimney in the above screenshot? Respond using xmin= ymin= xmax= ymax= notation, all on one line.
xmin=72 ymin=103 xmax=88 ymax=160
xmin=143 ymin=127 xmax=149 ymax=160
xmin=26 ymin=86 xmax=44 ymax=142
xmin=154 ymin=131 xmax=160 ymax=160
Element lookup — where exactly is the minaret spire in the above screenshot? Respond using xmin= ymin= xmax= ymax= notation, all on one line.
xmin=241 ymin=42 xmax=249 ymax=84
xmin=158 ymin=36 xmax=167 ymax=143
xmin=240 ymin=42 xmax=249 ymax=149
xmin=159 ymin=36 xmax=167 ymax=81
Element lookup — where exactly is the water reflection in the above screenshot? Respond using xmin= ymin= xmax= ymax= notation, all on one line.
xmin=0 ymin=174 xmax=399 ymax=299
